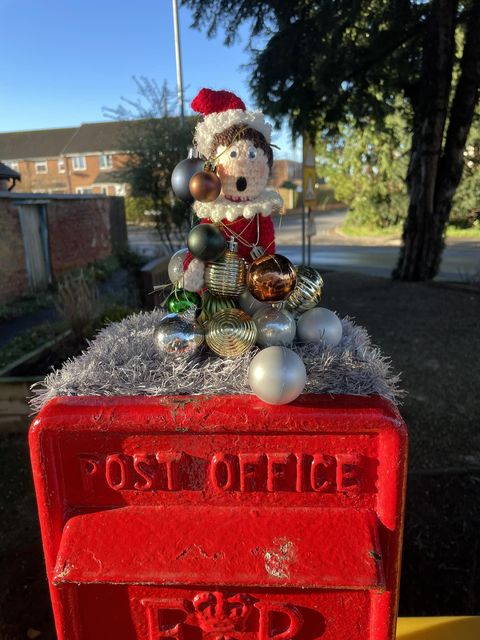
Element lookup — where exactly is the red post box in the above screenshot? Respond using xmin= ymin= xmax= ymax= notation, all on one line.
xmin=30 ymin=393 xmax=407 ymax=640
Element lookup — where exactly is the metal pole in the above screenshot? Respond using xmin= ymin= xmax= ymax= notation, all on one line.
xmin=307 ymin=206 xmax=312 ymax=266
xmin=301 ymin=206 xmax=306 ymax=265
xmin=172 ymin=0 xmax=184 ymax=124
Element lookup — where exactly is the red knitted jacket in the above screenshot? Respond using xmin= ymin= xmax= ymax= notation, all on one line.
xmin=184 ymin=214 xmax=275 ymax=270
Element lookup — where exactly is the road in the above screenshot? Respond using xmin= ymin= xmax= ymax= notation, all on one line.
xmin=129 ymin=209 xmax=480 ymax=281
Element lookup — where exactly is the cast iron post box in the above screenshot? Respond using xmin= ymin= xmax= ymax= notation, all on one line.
xmin=30 ymin=393 xmax=407 ymax=640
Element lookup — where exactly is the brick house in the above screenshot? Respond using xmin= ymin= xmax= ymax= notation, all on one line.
xmin=1 ymin=121 xmax=301 ymax=197
xmin=0 ymin=121 xmax=133 ymax=196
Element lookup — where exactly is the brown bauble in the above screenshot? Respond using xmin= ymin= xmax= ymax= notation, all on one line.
xmin=247 ymin=254 xmax=297 ymax=303
xmin=189 ymin=170 xmax=222 ymax=203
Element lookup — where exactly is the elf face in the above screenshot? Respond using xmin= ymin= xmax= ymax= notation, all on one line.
xmin=215 ymin=139 xmax=270 ymax=202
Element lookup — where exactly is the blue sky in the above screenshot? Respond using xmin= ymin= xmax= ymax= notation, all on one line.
xmin=1 ymin=0 xmax=299 ymax=159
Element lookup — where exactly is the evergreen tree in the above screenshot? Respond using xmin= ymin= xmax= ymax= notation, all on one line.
xmin=183 ymin=0 xmax=480 ymax=280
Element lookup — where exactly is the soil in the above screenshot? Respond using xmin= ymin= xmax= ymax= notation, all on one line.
xmin=0 ymin=271 xmax=479 ymax=638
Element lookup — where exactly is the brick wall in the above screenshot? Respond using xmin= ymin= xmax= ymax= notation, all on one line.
xmin=0 ymin=195 xmax=127 ymax=305
xmin=47 ymin=198 xmax=112 ymax=277
xmin=0 ymin=200 xmax=29 ymax=305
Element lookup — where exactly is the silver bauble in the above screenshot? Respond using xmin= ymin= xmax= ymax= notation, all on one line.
xmin=238 ymin=288 xmax=269 ymax=316
xmin=248 ymin=346 xmax=306 ymax=405
xmin=168 ymin=248 xmax=189 ymax=284
xmin=253 ymin=307 xmax=296 ymax=347
xmin=296 ymin=307 xmax=343 ymax=347
xmin=154 ymin=313 xmax=204 ymax=356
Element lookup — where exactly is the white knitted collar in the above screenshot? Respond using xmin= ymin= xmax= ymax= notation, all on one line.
xmin=193 ymin=190 xmax=283 ymax=223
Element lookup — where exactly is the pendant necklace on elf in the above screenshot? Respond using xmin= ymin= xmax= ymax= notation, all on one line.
xmin=218 ymin=214 xmax=277 ymax=261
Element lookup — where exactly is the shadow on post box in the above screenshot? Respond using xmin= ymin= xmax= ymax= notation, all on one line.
xmin=29 ymin=393 xmax=407 ymax=640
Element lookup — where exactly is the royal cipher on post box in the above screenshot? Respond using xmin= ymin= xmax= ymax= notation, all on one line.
xmin=30 ymin=393 xmax=407 ymax=640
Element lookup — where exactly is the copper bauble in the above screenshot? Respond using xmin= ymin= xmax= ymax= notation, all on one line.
xmin=247 ymin=254 xmax=297 ymax=303
xmin=189 ymin=170 xmax=221 ymax=202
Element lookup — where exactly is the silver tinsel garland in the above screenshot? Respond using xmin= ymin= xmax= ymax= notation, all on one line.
xmin=30 ymin=309 xmax=403 ymax=412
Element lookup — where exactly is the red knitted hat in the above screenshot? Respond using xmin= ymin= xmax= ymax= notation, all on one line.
xmin=191 ymin=88 xmax=245 ymax=115
xmin=191 ymin=87 xmax=272 ymax=158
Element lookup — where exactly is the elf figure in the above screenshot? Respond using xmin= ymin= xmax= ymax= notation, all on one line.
xmin=183 ymin=88 xmax=283 ymax=292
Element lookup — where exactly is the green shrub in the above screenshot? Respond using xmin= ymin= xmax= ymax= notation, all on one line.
xmin=124 ymin=196 xmax=156 ymax=224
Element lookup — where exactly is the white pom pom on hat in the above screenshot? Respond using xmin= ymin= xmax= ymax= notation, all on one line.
xmin=191 ymin=88 xmax=272 ymax=159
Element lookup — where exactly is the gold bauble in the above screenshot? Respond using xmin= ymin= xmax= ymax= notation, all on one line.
xmin=189 ymin=170 xmax=222 ymax=202
xmin=198 ymin=291 xmax=238 ymax=324
xmin=206 ymin=309 xmax=257 ymax=358
xmin=286 ymin=266 xmax=324 ymax=313
xmin=205 ymin=250 xmax=247 ymax=297
xmin=247 ymin=254 xmax=297 ymax=303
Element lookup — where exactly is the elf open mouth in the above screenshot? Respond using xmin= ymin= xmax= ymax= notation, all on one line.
xmin=236 ymin=177 xmax=247 ymax=191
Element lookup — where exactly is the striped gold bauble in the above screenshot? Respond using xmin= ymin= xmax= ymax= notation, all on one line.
xmin=285 ymin=266 xmax=324 ymax=313
xmin=206 ymin=309 xmax=257 ymax=358
xmin=198 ymin=291 xmax=238 ymax=324
xmin=204 ymin=249 xmax=247 ymax=297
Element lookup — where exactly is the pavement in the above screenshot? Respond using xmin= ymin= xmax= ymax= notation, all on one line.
xmin=128 ymin=209 xmax=480 ymax=282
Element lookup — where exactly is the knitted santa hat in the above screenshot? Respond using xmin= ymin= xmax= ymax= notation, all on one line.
xmin=191 ymin=88 xmax=272 ymax=159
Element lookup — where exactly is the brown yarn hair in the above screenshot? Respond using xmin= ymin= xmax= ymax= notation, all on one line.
xmin=210 ymin=125 xmax=273 ymax=170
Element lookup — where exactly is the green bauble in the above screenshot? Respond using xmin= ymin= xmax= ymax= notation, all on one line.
xmin=166 ymin=289 xmax=201 ymax=314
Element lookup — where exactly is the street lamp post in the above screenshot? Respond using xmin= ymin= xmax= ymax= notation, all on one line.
xmin=172 ymin=0 xmax=185 ymax=124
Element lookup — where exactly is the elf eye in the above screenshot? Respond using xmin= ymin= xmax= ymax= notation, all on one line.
xmin=248 ymin=146 xmax=257 ymax=160
xmin=229 ymin=147 xmax=239 ymax=158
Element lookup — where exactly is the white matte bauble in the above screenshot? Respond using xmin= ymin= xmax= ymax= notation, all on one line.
xmin=238 ymin=288 xmax=269 ymax=316
xmin=248 ymin=346 xmax=306 ymax=405
xmin=253 ymin=307 xmax=296 ymax=347
xmin=168 ymin=248 xmax=189 ymax=284
xmin=297 ymin=307 xmax=343 ymax=347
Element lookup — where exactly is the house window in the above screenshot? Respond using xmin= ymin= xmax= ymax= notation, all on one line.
xmin=101 ymin=186 xmax=109 ymax=195
xmin=35 ymin=160 xmax=48 ymax=174
xmin=58 ymin=159 xmax=66 ymax=173
xmin=6 ymin=161 xmax=19 ymax=171
xmin=72 ymin=156 xmax=86 ymax=171
xmin=75 ymin=187 xmax=93 ymax=194
xmin=114 ymin=184 xmax=125 ymax=196
xmin=99 ymin=154 xmax=113 ymax=169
